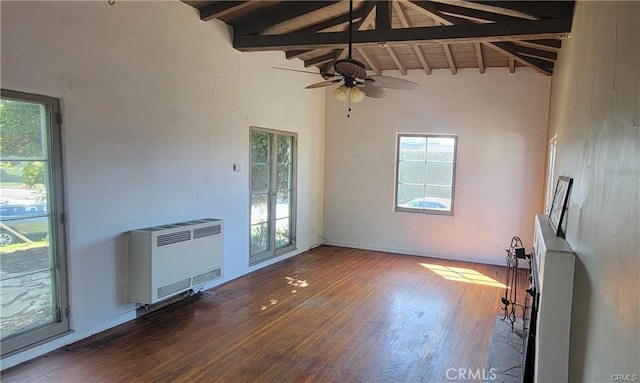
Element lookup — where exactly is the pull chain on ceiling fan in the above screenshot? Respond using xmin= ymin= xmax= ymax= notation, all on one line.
xmin=301 ymin=0 xmax=420 ymax=117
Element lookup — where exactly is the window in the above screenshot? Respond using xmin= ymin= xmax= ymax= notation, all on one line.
xmin=249 ymin=128 xmax=297 ymax=265
xmin=395 ymin=134 xmax=457 ymax=215
xmin=1 ymin=89 xmax=69 ymax=355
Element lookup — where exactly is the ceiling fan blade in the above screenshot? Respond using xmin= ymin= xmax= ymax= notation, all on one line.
xmin=366 ymin=75 xmax=419 ymax=90
xmin=305 ymin=79 xmax=342 ymax=89
xmin=273 ymin=67 xmax=340 ymax=78
xmin=361 ymin=83 xmax=386 ymax=98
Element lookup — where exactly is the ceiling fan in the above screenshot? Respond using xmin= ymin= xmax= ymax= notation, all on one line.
xmin=278 ymin=0 xmax=419 ymax=117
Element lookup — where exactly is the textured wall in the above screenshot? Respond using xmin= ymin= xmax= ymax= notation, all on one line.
xmin=324 ymin=69 xmax=551 ymax=265
xmin=546 ymin=1 xmax=640 ymax=381
xmin=1 ymin=0 xmax=325 ymax=367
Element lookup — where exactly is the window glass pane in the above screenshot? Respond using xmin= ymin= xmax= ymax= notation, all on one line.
xmin=275 ymin=218 xmax=290 ymax=248
xmin=250 ymin=194 xmax=269 ymax=225
xmin=426 ymin=137 xmax=455 ymax=162
xmin=1 ymin=270 xmax=56 ymax=337
xmin=251 ymin=132 xmax=270 ymax=163
xmin=399 ymin=137 xmax=426 ymax=161
xmin=0 ymin=99 xmax=47 ymax=160
xmin=276 ymin=164 xmax=291 ymax=193
xmin=277 ymin=136 xmax=291 ymax=164
xmin=398 ymin=160 xmax=426 ymax=184
xmin=251 ymin=164 xmax=269 ymax=194
xmin=276 ymin=191 xmax=290 ymax=220
xmin=425 ymin=185 xmax=452 ymax=200
xmin=397 ymin=183 xmax=424 ymax=206
xmin=426 ymin=162 xmax=453 ymax=186
xmin=250 ymin=223 xmax=269 ymax=255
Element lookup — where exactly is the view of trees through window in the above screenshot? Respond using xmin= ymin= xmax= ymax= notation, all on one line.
xmin=250 ymin=129 xmax=296 ymax=265
xmin=1 ymin=91 xmax=68 ymax=354
xmin=396 ymin=135 xmax=457 ymax=214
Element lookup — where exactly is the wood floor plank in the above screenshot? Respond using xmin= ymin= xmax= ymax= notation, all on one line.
xmin=2 ymin=246 xmax=528 ymax=382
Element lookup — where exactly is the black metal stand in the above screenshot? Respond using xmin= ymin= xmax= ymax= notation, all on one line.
xmin=500 ymin=236 xmax=527 ymax=330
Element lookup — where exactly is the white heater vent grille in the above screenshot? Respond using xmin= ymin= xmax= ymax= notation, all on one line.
xmin=194 ymin=224 xmax=221 ymax=239
xmin=192 ymin=268 xmax=221 ymax=285
xmin=157 ymin=230 xmax=191 ymax=246
xmin=158 ymin=278 xmax=191 ymax=298
xmin=129 ymin=218 xmax=224 ymax=305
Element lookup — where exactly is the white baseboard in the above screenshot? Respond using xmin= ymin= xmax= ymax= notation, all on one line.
xmin=325 ymin=240 xmax=509 ymax=267
xmin=1 ymin=310 xmax=137 ymax=371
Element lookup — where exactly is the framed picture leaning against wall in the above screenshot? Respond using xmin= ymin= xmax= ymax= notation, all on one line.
xmin=549 ymin=176 xmax=573 ymax=237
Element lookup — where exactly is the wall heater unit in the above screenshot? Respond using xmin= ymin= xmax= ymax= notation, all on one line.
xmin=128 ymin=218 xmax=223 ymax=305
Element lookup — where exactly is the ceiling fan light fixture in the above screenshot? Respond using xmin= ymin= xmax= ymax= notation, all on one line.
xmin=333 ymin=85 xmax=365 ymax=104
xmin=333 ymin=85 xmax=349 ymax=101
xmin=350 ymin=86 xmax=365 ymax=103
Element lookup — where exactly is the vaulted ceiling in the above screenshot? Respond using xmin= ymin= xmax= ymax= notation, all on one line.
xmin=183 ymin=1 xmax=575 ymax=77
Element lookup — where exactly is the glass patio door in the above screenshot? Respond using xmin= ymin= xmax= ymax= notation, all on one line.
xmin=1 ymin=90 xmax=69 ymax=356
xmin=250 ymin=128 xmax=296 ymax=265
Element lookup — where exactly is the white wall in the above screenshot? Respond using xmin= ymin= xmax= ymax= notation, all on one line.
xmin=324 ymin=69 xmax=551 ymax=264
xmin=1 ymin=0 xmax=324 ymax=368
xmin=546 ymin=1 xmax=639 ymax=381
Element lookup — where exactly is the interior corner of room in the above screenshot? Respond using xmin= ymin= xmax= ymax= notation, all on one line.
xmin=0 ymin=1 xmax=637 ymax=382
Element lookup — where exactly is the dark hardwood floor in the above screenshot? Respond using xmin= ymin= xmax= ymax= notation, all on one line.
xmin=1 ymin=246 xmax=527 ymax=382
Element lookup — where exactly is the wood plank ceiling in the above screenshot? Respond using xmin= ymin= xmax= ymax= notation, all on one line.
xmin=182 ymin=1 xmax=575 ymax=77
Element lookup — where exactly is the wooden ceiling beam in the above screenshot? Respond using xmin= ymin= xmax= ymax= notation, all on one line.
xmin=286 ymin=50 xmax=313 ymax=60
xmin=304 ymin=52 xmax=338 ymax=68
xmin=525 ymin=39 xmax=562 ymax=49
xmin=472 ymin=1 xmax=575 ymax=19
xmin=393 ymin=1 xmax=431 ymax=75
xmin=403 ymin=1 xmax=457 ymax=25
xmin=386 ymin=45 xmax=407 ymax=75
xmin=293 ymin=7 xmax=365 ymax=34
xmin=376 ymin=1 xmax=392 ymax=31
xmin=426 ymin=0 xmax=538 ymax=20
xmin=509 ymin=56 xmax=515 ymax=73
xmin=234 ymin=19 xmax=571 ymax=51
xmin=488 ymin=41 xmax=553 ymax=75
xmin=511 ymin=45 xmax=557 ymax=61
xmin=413 ymin=45 xmax=432 ymax=75
xmin=403 ymin=3 xmax=555 ymax=75
xmin=357 ymin=1 xmax=378 ymax=30
xmin=475 ymin=42 xmax=485 ymax=74
xmin=442 ymin=43 xmax=457 ymax=75
xmin=404 ymin=3 xmax=463 ymax=75
xmin=234 ymin=1 xmax=340 ymax=36
xmin=199 ymin=1 xmax=252 ymax=22
xmin=325 ymin=1 xmax=376 ymax=74
xmin=393 ymin=0 xmax=410 ymax=26
xmin=429 ymin=2 xmax=525 ymax=23
xmin=518 ymin=39 xmax=561 ymax=53
xmin=356 ymin=47 xmax=381 ymax=75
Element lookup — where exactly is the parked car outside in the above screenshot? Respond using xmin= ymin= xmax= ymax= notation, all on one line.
xmin=399 ymin=197 xmax=451 ymax=211
xmin=0 ymin=197 xmax=49 ymax=246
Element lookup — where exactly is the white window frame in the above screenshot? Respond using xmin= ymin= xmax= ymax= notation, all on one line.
xmin=394 ymin=133 xmax=458 ymax=216
xmin=249 ymin=127 xmax=297 ymax=266
xmin=0 ymin=89 xmax=70 ymax=356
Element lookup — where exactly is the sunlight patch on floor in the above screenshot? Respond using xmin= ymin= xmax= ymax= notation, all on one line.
xmin=420 ymin=263 xmax=508 ymax=288
xmin=286 ymin=276 xmax=309 ymax=294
